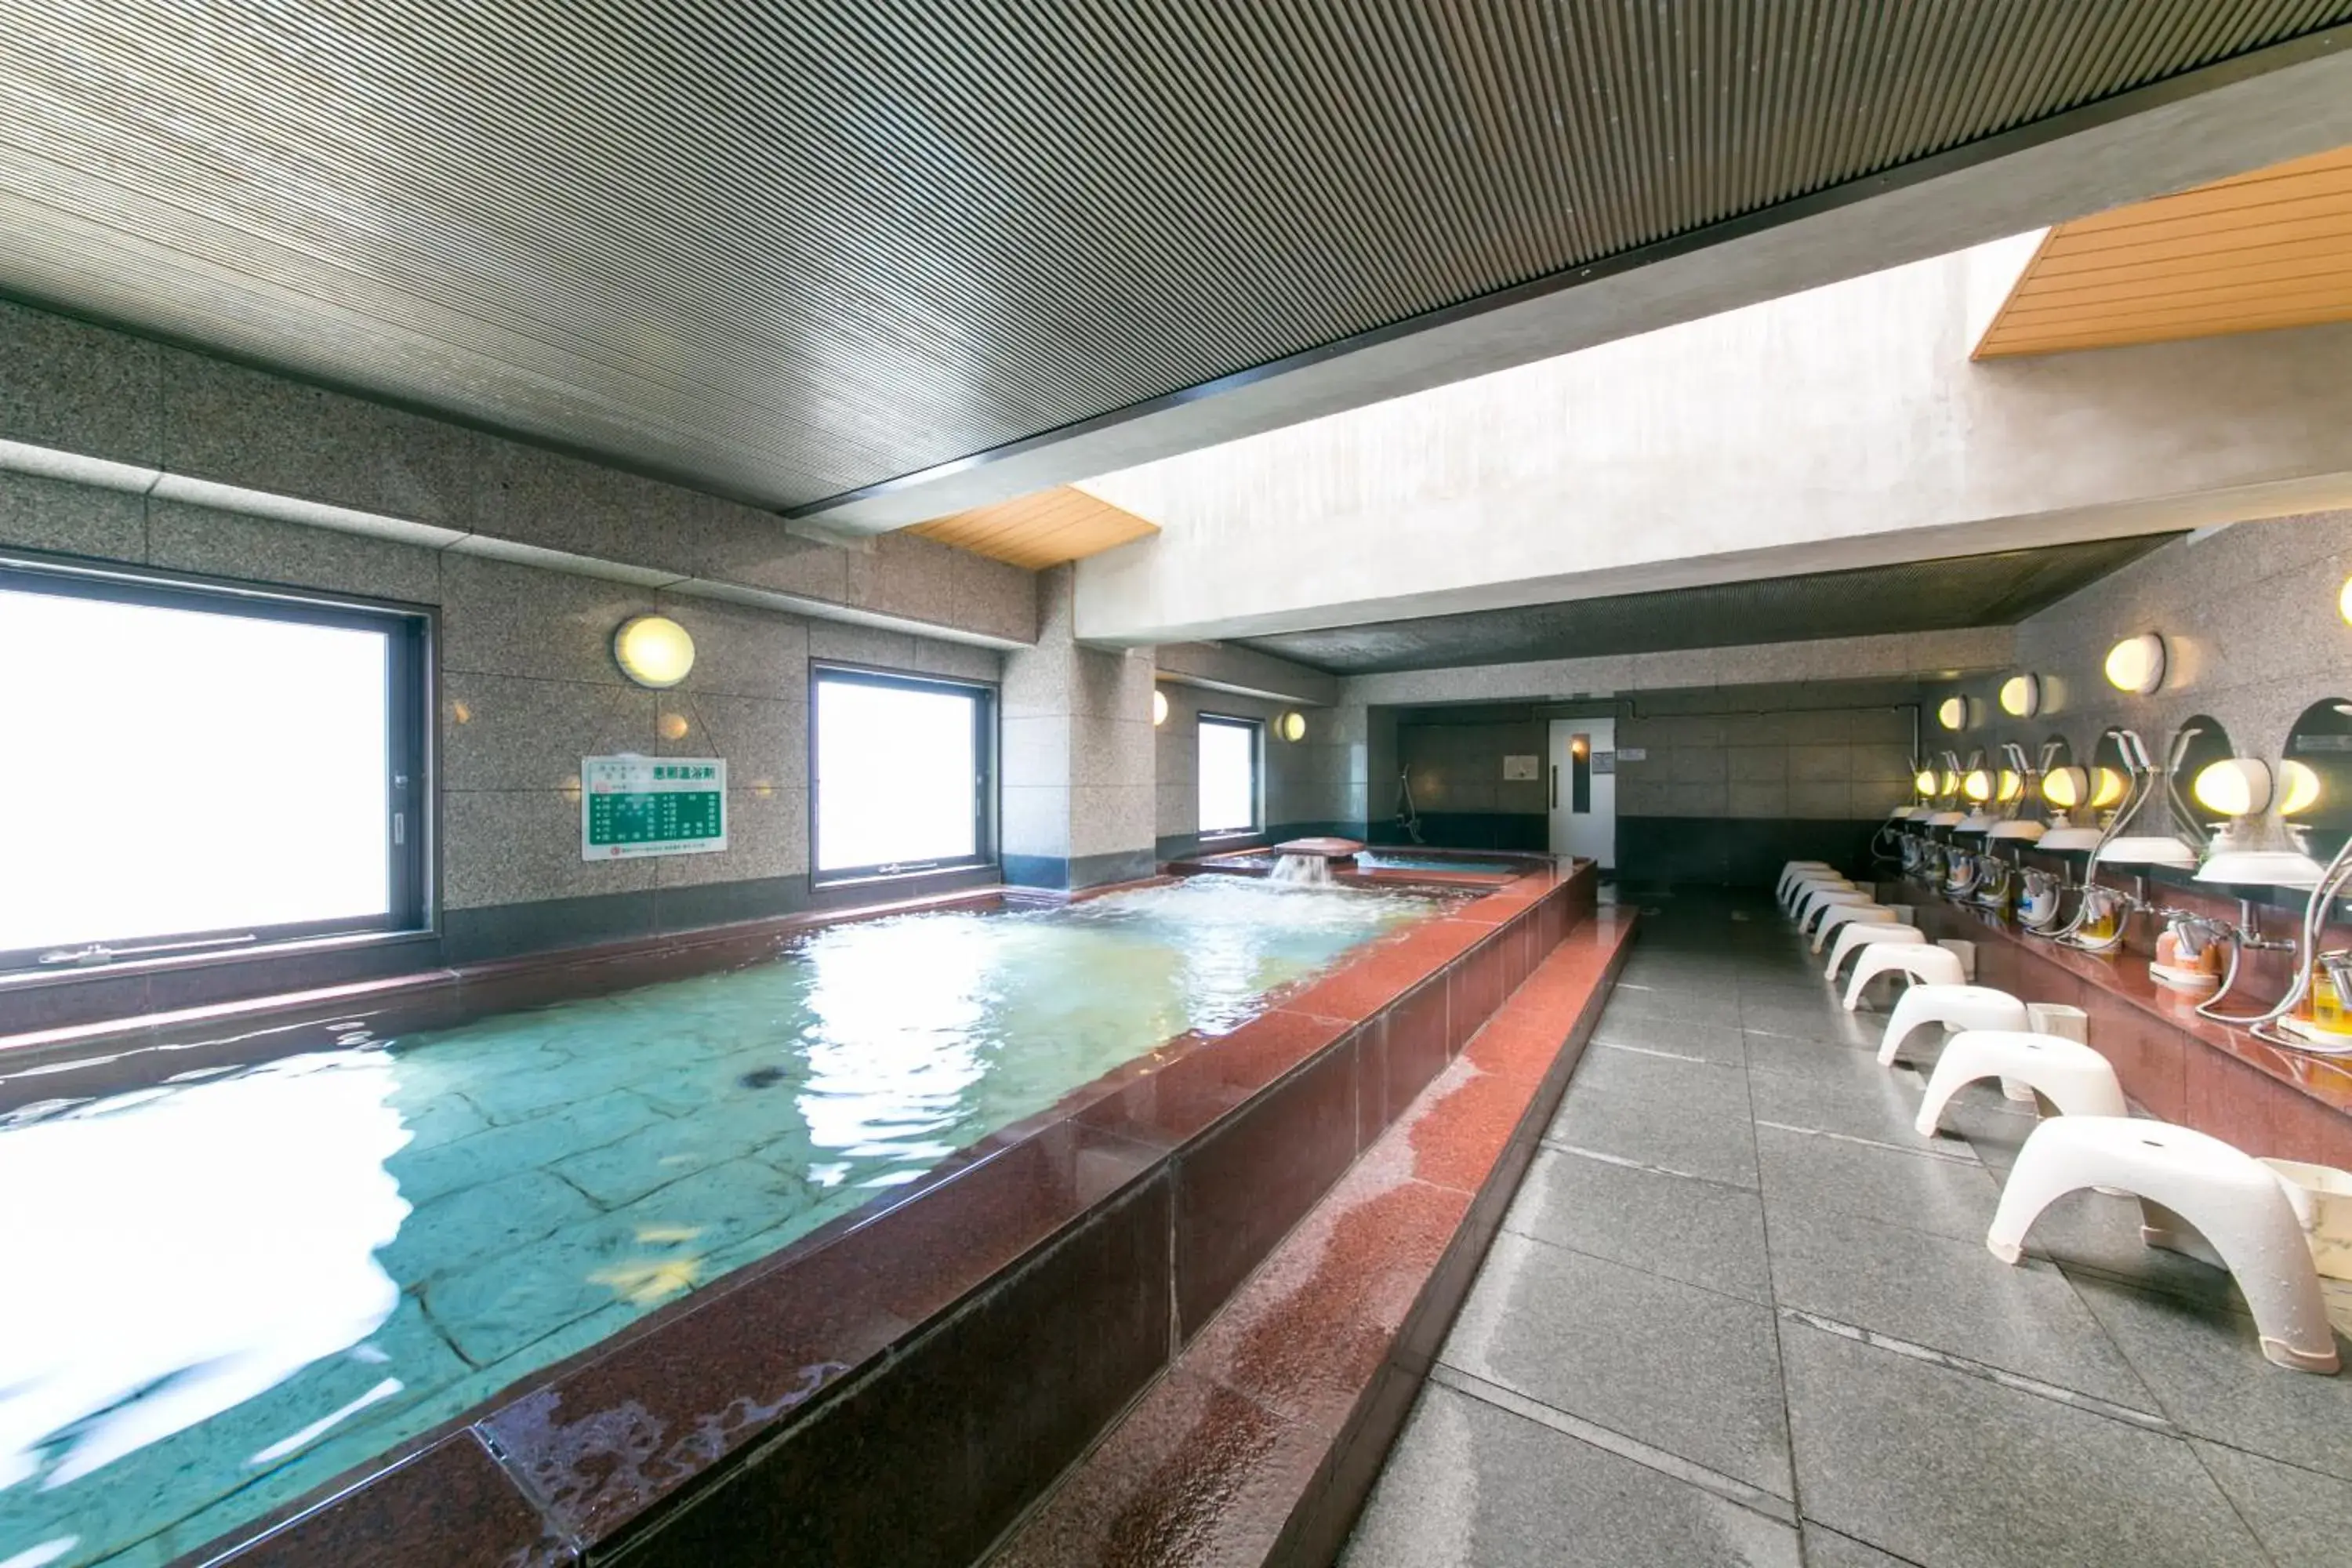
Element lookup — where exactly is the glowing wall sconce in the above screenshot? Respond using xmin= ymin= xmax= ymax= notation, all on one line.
xmin=2103 ymin=633 xmax=2166 ymax=695
xmin=1152 ymin=688 xmax=1170 ymax=726
xmin=1937 ymin=768 xmax=1962 ymax=797
xmin=2041 ymin=765 xmax=2087 ymax=812
xmin=1998 ymin=673 xmax=2041 ymax=718
xmin=1279 ymin=711 xmax=1307 ymax=742
xmin=1936 ymin=695 xmax=1970 ymax=731
xmin=1996 ymin=768 xmax=2024 ymax=803
xmin=2339 ymin=576 xmax=2352 ymax=627
xmin=1913 ymin=767 xmax=1938 ymax=797
xmin=1962 ymin=768 xmax=1993 ymax=803
xmin=612 ymin=615 xmax=695 ymax=688
xmin=2191 ymin=757 xmax=2272 ymax=818
xmin=2089 ymin=766 xmax=2130 ymax=811
xmin=2279 ymin=758 xmax=2323 ymax=816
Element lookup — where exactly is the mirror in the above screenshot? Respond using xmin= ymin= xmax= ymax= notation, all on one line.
xmin=2282 ymin=698 xmax=2352 ymax=859
xmin=2090 ymin=728 xmax=2133 ymax=815
xmin=2166 ymin=714 xmax=2234 ymax=846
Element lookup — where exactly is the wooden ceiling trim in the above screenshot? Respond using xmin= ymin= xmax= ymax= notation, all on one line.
xmin=1973 ymin=143 xmax=2352 ymax=359
xmin=906 ymin=485 xmax=1160 ymax=569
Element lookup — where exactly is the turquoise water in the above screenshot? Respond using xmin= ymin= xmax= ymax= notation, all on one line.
xmin=1357 ymin=851 xmax=1527 ymax=873
xmin=0 ymin=878 xmax=1453 ymax=1566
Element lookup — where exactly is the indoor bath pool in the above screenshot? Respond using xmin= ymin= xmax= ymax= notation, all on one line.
xmin=0 ymin=877 xmax=1459 ymax=1567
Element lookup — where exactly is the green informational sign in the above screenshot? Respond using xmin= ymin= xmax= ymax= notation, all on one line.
xmin=582 ymin=755 xmax=727 ymax=859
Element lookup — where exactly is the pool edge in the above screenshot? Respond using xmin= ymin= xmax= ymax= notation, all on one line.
xmin=171 ymin=862 xmax=1597 ymax=1568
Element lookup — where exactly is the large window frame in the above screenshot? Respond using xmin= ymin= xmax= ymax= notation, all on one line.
xmin=0 ymin=557 xmax=432 ymax=978
xmin=1196 ymin=712 xmax=1264 ymax=839
xmin=808 ymin=662 xmax=997 ymax=887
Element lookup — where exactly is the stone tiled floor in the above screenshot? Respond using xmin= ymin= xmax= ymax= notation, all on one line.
xmin=1342 ymin=887 xmax=2352 ymax=1568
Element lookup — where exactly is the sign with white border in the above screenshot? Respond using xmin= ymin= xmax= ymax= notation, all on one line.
xmin=582 ymin=755 xmax=727 ymax=858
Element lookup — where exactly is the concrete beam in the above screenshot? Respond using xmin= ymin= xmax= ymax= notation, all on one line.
xmin=1073 ymin=239 xmax=2352 ymax=644
xmin=1152 ymin=642 xmax=1338 ymax=707
xmin=806 ymin=35 xmax=2352 ymax=530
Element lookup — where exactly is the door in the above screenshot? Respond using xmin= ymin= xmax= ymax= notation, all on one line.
xmin=1548 ymin=718 xmax=1616 ymax=868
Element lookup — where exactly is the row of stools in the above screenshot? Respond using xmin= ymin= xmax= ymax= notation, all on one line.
xmin=1777 ymin=860 xmax=2339 ymax=1375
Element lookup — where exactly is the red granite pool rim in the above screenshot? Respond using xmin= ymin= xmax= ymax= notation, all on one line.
xmin=176 ymin=861 xmax=1597 ymax=1568
xmin=985 ymin=908 xmax=1638 ymax=1568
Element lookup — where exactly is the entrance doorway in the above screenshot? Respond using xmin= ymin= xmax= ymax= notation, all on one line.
xmin=1547 ymin=717 xmax=1616 ymax=869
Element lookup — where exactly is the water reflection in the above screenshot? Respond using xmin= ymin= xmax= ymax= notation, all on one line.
xmin=0 ymin=1051 xmax=406 ymax=1509
xmin=1 ymin=877 xmax=1454 ymax=1564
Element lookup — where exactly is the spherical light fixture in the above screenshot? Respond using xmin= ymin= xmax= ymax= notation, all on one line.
xmin=2339 ymin=576 xmax=2352 ymax=627
xmin=1913 ymin=768 xmax=1938 ymax=797
xmin=2103 ymin=633 xmax=2166 ymax=695
xmin=2190 ymin=757 xmax=2272 ymax=818
xmin=1152 ymin=688 xmax=1170 ymax=726
xmin=1937 ymin=768 xmax=1962 ymax=797
xmin=1962 ymin=768 xmax=1992 ymax=803
xmin=1278 ymin=711 xmax=1307 ymax=742
xmin=1935 ymin=695 xmax=1969 ymax=731
xmin=1998 ymin=673 xmax=2041 ymax=718
xmin=2089 ymin=766 xmax=2129 ymax=811
xmin=2279 ymin=758 xmax=2323 ymax=816
xmin=612 ymin=615 xmax=695 ymax=688
xmin=2042 ymin=766 xmax=2087 ymax=811
xmin=1996 ymin=769 xmax=2024 ymax=803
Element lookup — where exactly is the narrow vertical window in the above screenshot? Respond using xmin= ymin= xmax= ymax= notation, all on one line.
xmin=1197 ymin=715 xmax=1261 ymax=836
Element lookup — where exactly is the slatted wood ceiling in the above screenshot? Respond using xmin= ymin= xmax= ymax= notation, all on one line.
xmin=907 ymin=487 xmax=1160 ymax=569
xmin=1975 ymin=144 xmax=2352 ymax=357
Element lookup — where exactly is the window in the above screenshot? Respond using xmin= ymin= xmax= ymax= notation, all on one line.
xmin=813 ymin=666 xmax=993 ymax=880
xmin=1198 ymin=715 xmax=1261 ymax=836
xmin=0 ymin=563 xmax=427 ymax=971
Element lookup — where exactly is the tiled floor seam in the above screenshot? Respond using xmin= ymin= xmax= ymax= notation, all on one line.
xmin=1744 ymin=1036 xmax=1813 ymax=1559
xmin=1751 ymin=1117 xmax=1980 ymax=1166
xmin=1777 ymin=1308 xmax=2174 ymax=1433
xmin=1425 ymin=1362 xmax=1799 ymax=1527
xmin=1536 ymin=1136 xmax=1759 ymax=1193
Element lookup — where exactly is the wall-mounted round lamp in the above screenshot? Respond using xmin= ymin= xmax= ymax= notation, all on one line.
xmin=2280 ymin=757 xmax=2323 ymax=816
xmin=1279 ymin=711 xmax=1307 ymax=742
xmin=1935 ymin=695 xmax=1969 ymax=731
xmin=2339 ymin=577 xmax=2352 ymax=627
xmin=1962 ymin=768 xmax=1992 ymax=803
xmin=1996 ymin=768 xmax=2024 ymax=803
xmin=2191 ymin=757 xmax=2272 ymax=818
xmin=2042 ymin=765 xmax=2087 ymax=811
xmin=2103 ymin=633 xmax=2166 ymax=695
xmin=613 ymin=615 xmax=695 ymax=688
xmin=1913 ymin=767 xmax=1938 ymax=797
xmin=1152 ymin=688 xmax=1170 ymax=726
xmin=2089 ymin=765 xmax=2130 ymax=811
xmin=1936 ymin=768 xmax=1962 ymax=797
xmin=1998 ymin=673 xmax=2042 ymax=718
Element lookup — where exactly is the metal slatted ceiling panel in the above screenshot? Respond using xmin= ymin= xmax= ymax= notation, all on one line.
xmin=1236 ymin=537 xmax=2179 ymax=674
xmin=0 ymin=4 xmax=2343 ymax=510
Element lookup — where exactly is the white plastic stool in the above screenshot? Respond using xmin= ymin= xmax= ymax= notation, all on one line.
xmin=1783 ymin=876 xmax=1854 ymax=916
xmin=1812 ymin=902 xmax=1898 ymax=954
xmin=1876 ymin=984 xmax=2031 ymax=1065
xmin=1777 ymin=862 xmax=1835 ymax=901
xmin=1824 ymin=923 xmax=1926 ymax=985
xmin=1915 ymin=1030 xmax=2126 ymax=1134
xmin=1798 ymin=890 xmax=1876 ymax=938
xmin=1987 ymin=1116 xmax=2340 ymax=1374
xmin=1839 ymin=939 xmax=1963 ymax=1009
